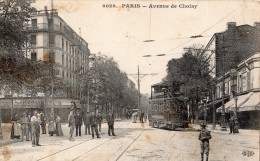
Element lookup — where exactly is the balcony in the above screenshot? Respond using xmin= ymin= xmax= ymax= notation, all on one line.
xmin=26 ymin=23 xmax=84 ymax=49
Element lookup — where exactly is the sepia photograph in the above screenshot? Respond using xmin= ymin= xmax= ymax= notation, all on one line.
xmin=0 ymin=0 xmax=259 ymax=161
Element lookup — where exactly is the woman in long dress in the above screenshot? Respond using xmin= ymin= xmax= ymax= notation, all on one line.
xmin=55 ymin=114 xmax=63 ymax=136
xmin=10 ymin=113 xmax=21 ymax=139
xmin=48 ymin=113 xmax=55 ymax=136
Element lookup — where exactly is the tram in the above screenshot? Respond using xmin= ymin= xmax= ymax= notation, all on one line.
xmin=149 ymin=82 xmax=189 ymax=130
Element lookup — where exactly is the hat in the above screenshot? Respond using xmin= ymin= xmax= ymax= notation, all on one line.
xmin=200 ymin=122 xmax=206 ymax=127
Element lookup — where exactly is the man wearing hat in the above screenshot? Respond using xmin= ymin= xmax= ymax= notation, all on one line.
xmin=68 ymin=108 xmax=75 ymax=141
xmin=20 ymin=113 xmax=29 ymax=141
xmin=198 ymin=122 xmax=212 ymax=161
xmin=96 ymin=111 xmax=103 ymax=132
xmin=89 ymin=111 xmax=100 ymax=139
xmin=84 ymin=112 xmax=91 ymax=135
xmin=74 ymin=110 xmax=83 ymax=137
xmin=107 ymin=110 xmax=116 ymax=136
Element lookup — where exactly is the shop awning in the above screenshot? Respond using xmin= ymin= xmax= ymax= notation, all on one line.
xmin=216 ymin=92 xmax=253 ymax=113
xmin=239 ymin=92 xmax=260 ymax=111
xmin=207 ymin=99 xmax=223 ymax=106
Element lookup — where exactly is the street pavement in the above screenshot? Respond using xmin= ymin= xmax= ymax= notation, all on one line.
xmin=0 ymin=120 xmax=259 ymax=161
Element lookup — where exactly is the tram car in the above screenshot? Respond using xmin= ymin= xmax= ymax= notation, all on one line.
xmin=149 ymin=82 xmax=189 ymax=130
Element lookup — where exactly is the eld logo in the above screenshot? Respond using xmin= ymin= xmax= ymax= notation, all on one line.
xmin=242 ymin=150 xmax=254 ymax=157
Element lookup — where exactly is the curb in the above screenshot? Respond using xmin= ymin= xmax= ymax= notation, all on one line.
xmin=0 ymin=139 xmax=20 ymax=147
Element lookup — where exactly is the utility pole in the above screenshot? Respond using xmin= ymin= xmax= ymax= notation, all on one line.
xmin=128 ymin=65 xmax=157 ymax=111
xmin=45 ymin=0 xmax=55 ymax=116
xmin=220 ymin=42 xmax=230 ymax=131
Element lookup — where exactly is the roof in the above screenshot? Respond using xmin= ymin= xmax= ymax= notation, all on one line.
xmin=151 ymin=82 xmax=169 ymax=87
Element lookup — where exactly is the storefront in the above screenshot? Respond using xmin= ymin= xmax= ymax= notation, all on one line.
xmin=0 ymin=97 xmax=80 ymax=122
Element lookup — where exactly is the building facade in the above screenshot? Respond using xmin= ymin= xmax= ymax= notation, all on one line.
xmin=203 ymin=22 xmax=260 ymax=129
xmin=215 ymin=22 xmax=260 ymax=77
xmin=0 ymin=10 xmax=90 ymax=122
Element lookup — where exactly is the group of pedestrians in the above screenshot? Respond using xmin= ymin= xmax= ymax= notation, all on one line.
xmin=68 ymin=109 xmax=116 ymax=141
xmin=10 ymin=108 xmax=117 ymax=146
xmin=10 ymin=110 xmax=64 ymax=147
xmin=131 ymin=110 xmax=146 ymax=123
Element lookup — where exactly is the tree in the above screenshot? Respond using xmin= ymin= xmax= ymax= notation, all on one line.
xmin=0 ymin=0 xmax=46 ymax=87
xmin=81 ymin=54 xmax=138 ymax=116
xmin=164 ymin=44 xmax=212 ymax=123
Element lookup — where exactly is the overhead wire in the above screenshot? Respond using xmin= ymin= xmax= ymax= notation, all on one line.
xmin=144 ymin=4 xmax=241 ymax=58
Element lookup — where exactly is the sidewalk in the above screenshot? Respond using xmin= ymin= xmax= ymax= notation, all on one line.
xmin=0 ymin=123 xmax=20 ymax=147
xmin=189 ymin=123 xmax=259 ymax=135
xmin=0 ymin=120 xmax=120 ymax=147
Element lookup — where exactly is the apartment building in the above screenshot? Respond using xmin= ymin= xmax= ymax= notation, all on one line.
xmin=0 ymin=10 xmax=90 ymax=121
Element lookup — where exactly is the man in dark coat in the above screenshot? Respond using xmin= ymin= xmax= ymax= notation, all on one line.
xmin=229 ymin=113 xmax=235 ymax=134
xmin=84 ymin=112 xmax=91 ymax=135
xmin=96 ymin=112 xmax=103 ymax=132
xmin=40 ymin=113 xmax=46 ymax=134
xmin=74 ymin=110 xmax=83 ymax=137
xmin=90 ymin=111 xmax=100 ymax=139
xmin=107 ymin=110 xmax=116 ymax=136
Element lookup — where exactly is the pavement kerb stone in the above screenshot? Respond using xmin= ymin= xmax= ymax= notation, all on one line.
xmin=0 ymin=139 xmax=20 ymax=147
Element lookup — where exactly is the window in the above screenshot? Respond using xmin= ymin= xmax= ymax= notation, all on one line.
xmin=60 ymin=22 xmax=63 ymax=30
xmin=62 ymin=54 xmax=64 ymax=66
xmin=66 ymin=56 xmax=69 ymax=68
xmin=62 ymin=38 xmax=64 ymax=49
xmin=31 ymin=52 xmax=37 ymax=61
xmin=31 ymin=35 xmax=36 ymax=46
xmin=66 ymin=41 xmax=68 ymax=52
xmin=49 ymin=34 xmax=55 ymax=47
xmin=247 ymin=71 xmax=251 ymax=90
xmin=31 ymin=19 xmax=37 ymax=28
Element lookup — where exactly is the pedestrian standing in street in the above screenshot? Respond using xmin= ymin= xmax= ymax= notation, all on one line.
xmin=68 ymin=108 xmax=75 ymax=141
xmin=48 ymin=113 xmax=55 ymax=136
xmin=40 ymin=113 xmax=46 ymax=134
xmin=198 ymin=122 xmax=212 ymax=161
xmin=107 ymin=110 xmax=116 ymax=136
xmin=55 ymin=114 xmax=63 ymax=136
xmin=132 ymin=111 xmax=137 ymax=123
xmin=229 ymin=113 xmax=235 ymax=134
xmin=84 ymin=112 xmax=91 ymax=135
xmin=10 ymin=113 xmax=21 ymax=139
xmin=96 ymin=111 xmax=103 ymax=132
xmin=140 ymin=111 xmax=144 ymax=123
xmin=90 ymin=111 xmax=100 ymax=139
xmin=27 ymin=113 xmax=32 ymax=141
xmin=31 ymin=110 xmax=42 ymax=147
xmin=20 ymin=113 xmax=29 ymax=142
xmin=74 ymin=110 xmax=83 ymax=137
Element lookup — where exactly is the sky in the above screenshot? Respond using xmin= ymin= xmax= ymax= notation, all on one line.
xmin=33 ymin=0 xmax=260 ymax=95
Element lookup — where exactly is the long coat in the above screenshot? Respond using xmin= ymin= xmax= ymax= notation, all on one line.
xmin=48 ymin=114 xmax=55 ymax=132
xmin=107 ymin=113 xmax=114 ymax=126
xmin=75 ymin=114 xmax=83 ymax=126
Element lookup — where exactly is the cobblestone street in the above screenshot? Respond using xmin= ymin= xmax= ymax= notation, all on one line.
xmin=0 ymin=120 xmax=259 ymax=161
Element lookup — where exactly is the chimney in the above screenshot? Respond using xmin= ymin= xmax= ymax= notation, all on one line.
xmin=254 ymin=22 xmax=260 ymax=28
xmin=227 ymin=22 xmax=236 ymax=30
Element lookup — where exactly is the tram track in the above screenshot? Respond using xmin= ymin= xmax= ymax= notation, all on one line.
xmin=72 ymin=125 xmax=147 ymax=161
xmin=36 ymin=121 xmax=131 ymax=161
xmin=115 ymin=128 xmax=147 ymax=161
